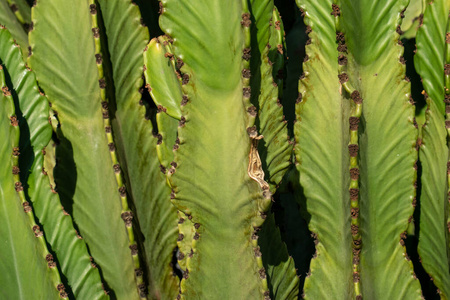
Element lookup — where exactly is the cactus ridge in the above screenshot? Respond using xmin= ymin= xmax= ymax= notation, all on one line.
xmin=1 ymin=61 xmax=66 ymax=297
xmin=250 ymin=1 xmax=292 ymax=194
xmin=2 ymin=0 xmax=450 ymax=298
xmin=88 ymin=2 xmax=146 ymax=298
xmin=412 ymin=0 xmax=450 ymax=296
xmin=444 ymin=11 xmax=450 ymax=263
xmin=338 ymin=0 xmax=421 ymax=297
xmin=333 ymin=3 xmax=363 ymax=297
xmin=159 ymin=0 xmax=273 ymax=297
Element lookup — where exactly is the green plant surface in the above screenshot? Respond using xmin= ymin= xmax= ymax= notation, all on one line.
xmin=0 ymin=39 xmax=61 ymax=299
xmin=268 ymin=7 xmax=285 ymax=95
xmin=339 ymin=0 xmax=421 ymax=298
xmin=0 ymin=0 xmax=28 ymax=56
xmin=2 ymin=0 xmax=450 ymax=298
xmin=144 ymin=36 xmax=182 ymax=120
xmin=0 ymin=26 xmax=107 ymax=299
xmin=6 ymin=0 xmax=30 ymax=26
xmin=249 ymin=0 xmax=292 ymax=193
xmin=401 ymin=0 xmax=425 ymax=39
xmin=95 ymin=0 xmax=181 ymax=297
xmin=248 ymin=2 xmax=299 ymax=298
xmin=28 ymin=1 xmax=141 ymax=298
xmin=415 ymin=0 xmax=450 ymax=116
xmin=143 ymin=35 xmax=184 ymax=299
xmin=414 ymin=1 xmax=450 ymax=297
xmin=294 ymin=0 xmax=353 ymax=298
xmin=419 ymin=100 xmax=450 ymax=298
xmin=258 ymin=212 xmax=299 ymax=299
xmin=159 ymin=0 xmax=273 ymax=298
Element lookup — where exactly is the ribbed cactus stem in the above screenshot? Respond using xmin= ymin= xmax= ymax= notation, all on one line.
xmin=6 ymin=0 xmax=27 ymax=25
xmin=0 ymin=63 xmax=67 ymax=298
xmin=270 ymin=8 xmax=284 ymax=95
xmin=241 ymin=0 xmax=270 ymax=297
xmin=333 ymin=3 xmax=362 ymax=298
xmin=87 ymin=2 xmax=146 ymax=298
xmin=444 ymin=15 xmax=450 ymax=242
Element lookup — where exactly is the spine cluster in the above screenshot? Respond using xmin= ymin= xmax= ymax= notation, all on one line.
xmin=241 ymin=1 xmax=271 ymax=298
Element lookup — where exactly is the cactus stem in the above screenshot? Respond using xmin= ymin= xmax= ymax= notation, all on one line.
xmin=444 ymin=14 xmax=450 ymax=250
xmin=333 ymin=3 xmax=363 ymax=297
xmin=6 ymin=0 xmax=28 ymax=26
xmin=87 ymin=2 xmax=146 ymax=298
xmin=1 ymin=64 xmax=66 ymax=298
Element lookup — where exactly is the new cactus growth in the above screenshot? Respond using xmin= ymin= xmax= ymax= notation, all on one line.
xmin=0 ymin=0 xmax=449 ymax=299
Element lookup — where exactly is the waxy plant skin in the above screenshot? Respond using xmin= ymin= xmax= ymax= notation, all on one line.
xmin=0 ymin=0 xmax=449 ymax=299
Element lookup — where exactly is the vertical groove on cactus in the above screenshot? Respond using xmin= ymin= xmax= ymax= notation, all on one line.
xmin=94 ymin=0 xmax=181 ymax=297
xmin=268 ymin=8 xmax=285 ymax=98
xmin=0 ymin=25 xmax=108 ymax=299
xmin=414 ymin=1 xmax=450 ymax=296
xmin=295 ymin=0 xmax=353 ymax=298
xmin=0 ymin=62 xmax=65 ymax=298
xmin=159 ymin=0 xmax=272 ymax=297
xmin=249 ymin=0 xmax=292 ymax=194
xmin=242 ymin=2 xmax=272 ymax=297
xmin=445 ymin=14 xmax=450 ymax=269
xmin=333 ymin=3 xmax=363 ymax=297
xmin=143 ymin=34 xmax=186 ymax=297
xmin=87 ymin=2 xmax=146 ymax=298
xmin=338 ymin=0 xmax=421 ymax=297
xmin=29 ymin=1 xmax=141 ymax=298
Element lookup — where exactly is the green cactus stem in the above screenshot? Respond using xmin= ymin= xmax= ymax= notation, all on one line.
xmin=0 ymin=54 xmax=64 ymax=299
xmin=332 ymin=2 xmax=363 ymax=297
xmin=414 ymin=0 xmax=450 ymax=296
xmin=88 ymin=2 xmax=146 ymax=297
xmin=159 ymin=0 xmax=272 ymax=297
xmin=295 ymin=0 xmax=353 ymax=297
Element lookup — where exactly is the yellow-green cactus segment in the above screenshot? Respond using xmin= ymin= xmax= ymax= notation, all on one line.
xmin=247 ymin=1 xmax=298 ymax=298
xmin=249 ymin=0 xmax=292 ymax=193
xmin=159 ymin=0 xmax=271 ymax=298
xmin=95 ymin=0 xmax=179 ymax=297
xmin=447 ymin=15 xmax=450 ymax=280
xmin=87 ymin=2 xmax=145 ymax=297
xmin=176 ymin=211 xmax=196 ymax=272
xmin=295 ymin=0 xmax=353 ymax=298
xmin=332 ymin=1 xmax=363 ymax=299
xmin=415 ymin=0 xmax=450 ymax=116
xmin=0 ymin=62 xmax=62 ymax=299
xmin=268 ymin=7 xmax=285 ymax=96
xmin=339 ymin=0 xmax=422 ymax=298
xmin=0 ymin=0 xmax=28 ymax=57
xmin=332 ymin=3 xmax=363 ymax=297
xmin=6 ymin=0 xmax=30 ymax=25
xmin=144 ymin=36 xmax=182 ymax=170
xmin=400 ymin=0 xmax=425 ymax=39
xmin=28 ymin=1 xmax=140 ymax=298
xmin=420 ymin=99 xmax=450 ymax=299
xmin=144 ymin=37 xmax=182 ymax=120
xmin=408 ymin=0 xmax=450 ymax=297
xmin=0 ymin=26 xmax=107 ymax=299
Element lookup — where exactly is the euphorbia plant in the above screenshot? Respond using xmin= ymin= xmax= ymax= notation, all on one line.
xmin=0 ymin=0 xmax=449 ymax=299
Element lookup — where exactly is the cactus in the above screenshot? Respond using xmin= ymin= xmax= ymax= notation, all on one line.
xmin=0 ymin=0 xmax=449 ymax=299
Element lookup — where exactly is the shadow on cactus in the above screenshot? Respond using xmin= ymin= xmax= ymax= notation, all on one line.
xmin=0 ymin=0 xmax=449 ymax=299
